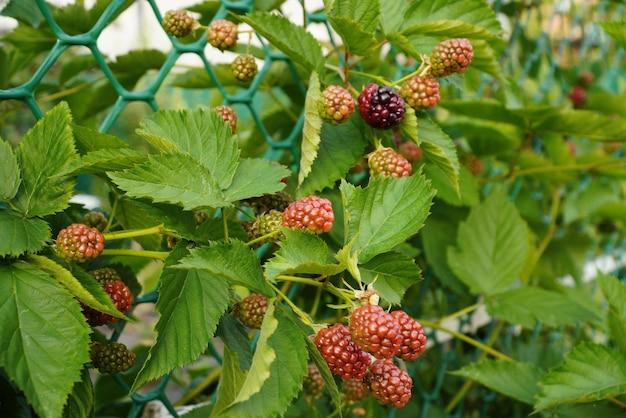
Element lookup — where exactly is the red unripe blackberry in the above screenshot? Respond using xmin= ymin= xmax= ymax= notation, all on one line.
xmin=320 ymin=85 xmax=355 ymax=123
xmin=358 ymin=84 xmax=406 ymax=129
xmin=82 ymin=269 xmax=133 ymax=326
xmin=215 ymin=105 xmax=237 ymax=133
xmin=303 ymin=363 xmax=325 ymax=402
xmin=282 ymin=196 xmax=334 ymax=234
xmin=464 ymin=154 xmax=483 ymax=176
xmin=207 ymin=19 xmax=238 ymax=51
xmin=55 ymin=223 xmax=105 ymax=263
xmin=349 ymin=304 xmax=403 ymax=359
xmin=162 ymin=10 xmax=197 ymax=38
xmin=234 ymin=293 xmax=268 ymax=329
xmin=429 ymin=38 xmax=474 ymax=78
xmin=569 ymin=85 xmax=586 ymax=108
xmin=314 ymin=324 xmax=371 ymax=380
xmin=399 ymin=76 xmax=440 ymax=109
xmin=398 ymin=141 xmax=422 ymax=162
xmin=368 ymin=359 xmax=413 ymax=408
xmin=390 ymin=311 xmax=427 ymax=361
xmin=90 ymin=342 xmax=136 ymax=374
xmin=368 ymin=147 xmax=412 ymax=178
xmin=232 ymin=54 xmax=258 ymax=83
xmin=343 ymin=379 xmax=370 ymax=404
xmin=82 ymin=211 xmax=108 ymax=232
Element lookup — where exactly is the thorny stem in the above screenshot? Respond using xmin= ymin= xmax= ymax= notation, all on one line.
xmin=101 ymin=249 xmax=169 ymax=260
xmin=419 ymin=319 xmax=512 ymax=362
xmin=437 ymin=302 xmax=481 ymax=325
xmin=270 ymin=282 xmax=314 ymax=326
xmin=245 ymin=230 xmax=281 ymax=246
xmin=104 ymin=197 xmax=119 ymax=233
xmin=276 ymin=275 xmax=353 ymax=303
xmin=175 ymin=367 xmax=222 ymax=406
xmin=103 ymin=224 xmax=165 ymax=241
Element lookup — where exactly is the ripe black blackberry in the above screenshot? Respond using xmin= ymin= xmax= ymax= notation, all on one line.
xmin=358 ymin=84 xmax=405 ymax=129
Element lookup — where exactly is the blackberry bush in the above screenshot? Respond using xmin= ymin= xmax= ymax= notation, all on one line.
xmin=1 ymin=2 xmax=625 ymax=418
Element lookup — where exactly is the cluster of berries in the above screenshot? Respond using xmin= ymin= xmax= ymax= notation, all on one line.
xmin=243 ymin=192 xmax=335 ymax=243
xmin=314 ymin=303 xmax=426 ymax=408
xmin=162 ymin=11 xmax=258 ymax=84
xmin=318 ymin=38 xmax=473 ymax=133
xmin=54 ymin=220 xmax=137 ymax=374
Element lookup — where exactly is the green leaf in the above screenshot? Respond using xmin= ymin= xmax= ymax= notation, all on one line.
xmin=399 ymin=106 xmax=418 ymax=143
xmin=426 ymin=165 xmax=479 ymax=207
xmin=448 ymin=191 xmax=530 ymax=295
xmin=520 ymin=108 xmax=626 ymax=141
xmin=137 ymin=108 xmax=240 ymax=189
xmin=72 ymin=148 xmax=146 ymax=174
xmin=402 ymin=0 xmax=502 ymax=40
xmin=299 ymin=115 xmax=368 ymax=195
xmin=470 ymin=40 xmax=505 ymax=80
xmin=218 ymin=315 xmax=253 ymax=370
xmin=62 ymin=369 xmax=94 ymax=418
xmin=440 ymin=99 xmax=525 ymax=127
xmin=27 ymin=255 xmax=125 ymax=320
xmin=359 ymin=251 xmax=421 ymax=305
xmin=264 ymin=229 xmax=345 ymax=280
xmin=601 ymin=21 xmax=626 ymax=49
xmin=72 ymin=125 xmax=129 ymax=154
xmin=421 ymin=212 xmax=466 ymax=292
xmin=418 ymin=115 xmax=460 ymax=191
xmin=13 ymin=102 xmax=78 ymax=217
xmin=487 ymin=287 xmax=598 ymax=328
xmin=452 ymin=360 xmax=544 ymax=404
xmin=304 ymin=337 xmax=342 ymax=416
xmin=212 ymin=346 xmax=249 ymax=417
xmin=298 ymin=72 xmax=323 ymax=185
xmin=108 ymin=154 xmax=227 ymax=210
xmin=3 ymin=24 xmax=56 ymax=53
xmin=340 ymin=174 xmax=435 ymax=263
xmin=223 ymin=159 xmax=290 ymax=203
xmin=0 ymin=211 xmax=50 ymax=257
xmin=598 ymin=275 xmax=626 ymax=355
xmin=175 ymin=240 xmax=274 ymax=296
xmin=0 ymin=138 xmax=20 ymax=201
xmin=238 ymin=12 xmax=324 ymax=73
xmin=380 ymin=0 xmax=410 ymax=34
xmin=328 ymin=0 xmax=380 ymax=55
xmin=132 ymin=245 xmax=230 ymax=391
xmin=0 ymin=262 xmax=91 ymax=418
xmin=535 ymin=343 xmax=626 ymax=411
xmin=222 ymin=306 xmax=309 ymax=418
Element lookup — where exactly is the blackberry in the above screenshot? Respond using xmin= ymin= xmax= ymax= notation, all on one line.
xmin=90 ymin=342 xmax=136 ymax=374
xmin=349 ymin=304 xmax=403 ymax=359
xmin=429 ymin=38 xmax=473 ymax=78
xmin=282 ymin=196 xmax=334 ymax=234
xmin=368 ymin=359 xmax=413 ymax=408
xmin=390 ymin=310 xmax=427 ymax=361
xmin=55 ymin=224 xmax=105 ymax=263
xmin=319 ymin=85 xmax=355 ymax=124
xmin=314 ymin=324 xmax=371 ymax=380
xmin=368 ymin=147 xmax=413 ymax=178
xmin=207 ymin=19 xmax=238 ymax=50
xmin=399 ymin=75 xmax=440 ymax=109
xmin=358 ymin=84 xmax=406 ymax=129
xmin=234 ymin=293 xmax=268 ymax=329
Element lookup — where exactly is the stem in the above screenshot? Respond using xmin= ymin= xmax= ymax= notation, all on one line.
xmin=609 ymin=397 xmax=626 ymax=409
xmin=276 ymin=275 xmax=353 ymax=303
xmin=103 ymin=224 xmax=164 ymax=241
xmin=419 ymin=319 xmax=512 ymax=362
xmin=40 ymin=78 xmax=105 ymax=102
xmin=310 ymin=286 xmax=323 ymax=317
xmin=445 ymin=321 xmax=506 ymax=413
xmin=392 ymin=59 xmax=430 ymax=86
xmin=522 ymin=189 xmax=562 ymax=284
xmin=175 ymin=367 xmax=222 ymax=406
xmin=101 ymin=249 xmax=169 ymax=260
xmin=104 ymin=197 xmax=119 ymax=233
xmin=269 ymin=282 xmax=314 ymax=326
xmin=486 ymin=157 xmax=626 ymax=182
xmin=245 ymin=230 xmax=281 ymax=246
xmin=437 ymin=303 xmax=481 ymax=324
xmin=345 ymin=68 xmax=390 ymax=86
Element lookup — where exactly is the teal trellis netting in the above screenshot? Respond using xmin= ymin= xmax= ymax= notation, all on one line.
xmin=1 ymin=0 xmax=625 ymax=417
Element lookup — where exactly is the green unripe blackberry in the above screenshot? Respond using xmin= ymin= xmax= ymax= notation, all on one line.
xmin=231 ymin=54 xmax=258 ymax=83
xmin=162 ymin=10 xmax=197 ymax=38
xmin=90 ymin=342 xmax=136 ymax=374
